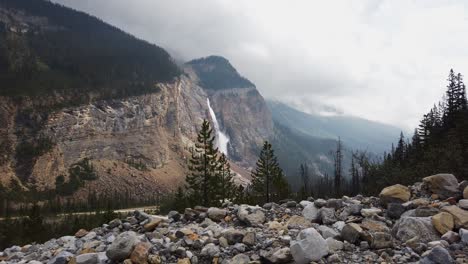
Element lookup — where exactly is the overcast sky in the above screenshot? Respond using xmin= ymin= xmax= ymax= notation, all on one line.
xmin=54 ymin=0 xmax=468 ymax=130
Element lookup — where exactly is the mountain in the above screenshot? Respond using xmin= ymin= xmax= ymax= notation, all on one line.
xmin=186 ymin=56 xmax=255 ymax=90
xmin=0 ymin=0 xmax=180 ymax=102
xmin=0 ymin=1 xmax=272 ymax=205
xmin=268 ymin=100 xmax=403 ymax=154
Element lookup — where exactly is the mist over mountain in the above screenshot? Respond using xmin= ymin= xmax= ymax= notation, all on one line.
xmin=268 ymin=100 xmax=404 ymax=154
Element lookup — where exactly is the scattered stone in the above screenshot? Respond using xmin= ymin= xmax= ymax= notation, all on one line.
xmin=237 ymin=205 xmax=265 ymax=226
xmin=420 ymin=245 xmax=455 ymax=264
xmin=314 ymin=199 xmax=327 ymax=208
xmin=341 ymin=223 xmax=363 ymax=244
xmin=75 ymin=229 xmax=89 ymax=238
xmin=200 ymin=243 xmax=220 ymax=257
xmin=144 ymin=218 xmax=165 ymax=232
xmin=441 ymin=205 xmax=468 ymax=228
xmin=441 ymin=231 xmax=460 ymax=244
xmin=168 ymin=211 xmax=181 ymax=221
xmin=317 ymin=225 xmax=339 ymax=239
xmin=286 ymin=215 xmax=312 ymax=229
xmin=386 ymin=203 xmax=406 ymax=219
xmin=266 ymin=247 xmax=292 ymax=263
xmin=242 ymin=231 xmax=256 ymax=246
xmin=458 ymin=199 xmax=468 ymax=210
xmin=75 ymin=253 xmax=99 ymax=264
xmin=290 ymin=228 xmax=329 ymax=263
xmin=130 ymin=242 xmax=151 ymax=264
xmin=379 ymin=184 xmax=411 ymax=205
xmin=207 ymin=207 xmax=227 ymax=222
xmin=326 ymin=237 xmax=343 ymax=252
xmin=464 ymin=186 xmax=468 ymax=199
xmin=302 ymin=203 xmax=319 ymax=221
xmin=319 ymin=207 xmax=337 ymax=225
xmin=432 ymin=212 xmax=454 ymax=235
xmin=361 ymin=208 xmax=382 ymax=217
xmin=460 ymin=228 xmax=468 ymax=245
xmin=229 ymin=253 xmax=250 ymax=264
xmin=106 ymin=231 xmax=138 ymax=261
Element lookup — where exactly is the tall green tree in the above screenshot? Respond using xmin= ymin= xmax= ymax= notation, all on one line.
xmin=333 ymin=137 xmax=343 ymax=197
xmin=186 ymin=119 xmax=220 ymax=206
xmin=217 ymin=153 xmax=236 ymax=203
xmin=251 ymin=141 xmax=289 ymax=203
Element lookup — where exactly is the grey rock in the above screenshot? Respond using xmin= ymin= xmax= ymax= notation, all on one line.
xmin=420 ymin=246 xmax=455 ymax=264
xmin=458 ymin=199 xmax=468 ymax=210
xmin=266 ymin=247 xmax=292 ymax=263
xmin=441 ymin=231 xmax=460 ymax=244
xmin=302 ymin=204 xmax=319 ymax=222
xmin=314 ymin=199 xmax=327 ymax=208
xmin=242 ymin=231 xmax=256 ymax=246
xmin=326 ymin=199 xmax=343 ymax=209
xmin=229 ymin=253 xmax=250 ymax=264
xmin=319 ymin=207 xmax=337 ymax=225
xmin=222 ymin=229 xmax=244 ymax=245
xmin=341 ymin=223 xmax=362 ymax=244
xmin=317 ymin=225 xmax=339 ymax=239
xmin=200 ymin=243 xmax=220 ymax=257
xmin=460 ymin=228 xmax=468 ymax=244
xmin=386 ymin=203 xmax=406 ymax=219
xmin=290 ymin=227 xmax=328 ymax=264
xmin=207 ymin=207 xmax=227 ymax=222
xmin=326 ymin=237 xmax=343 ymax=252
xmin=168 ymin=211 xmax=181 ymax=221
xmin=47 ymin=251 xmax=74 ymax=264
xmin=105 ymin=231 xmax=138 ymax=261
xmin=392 ymin=217 xmax=440 ymax=243
xmin=237 ymin=205 xmax=265 ymax=226
xmin=76 ymin=253 xmax=99 ymax=264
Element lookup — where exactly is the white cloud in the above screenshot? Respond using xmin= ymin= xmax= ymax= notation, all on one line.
xmin=54 ymin=0 xmax=468 ymax=130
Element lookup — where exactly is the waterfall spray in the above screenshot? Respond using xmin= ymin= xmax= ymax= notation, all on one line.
xmin=207 ymin=98 xmax=230 ymax=156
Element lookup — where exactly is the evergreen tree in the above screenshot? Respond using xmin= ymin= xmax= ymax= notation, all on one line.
xmin=299 ymin=163 xmax=310 ymax=199
xmin=216 ymin=153 xmax=236 ymax=203
xmin=251 ymin=141 xmax=288 ymax=203
xmin=333 ymin=138 xmax=343 ymax=197
xmin=186 ymin=119 xmax=220 ymax=206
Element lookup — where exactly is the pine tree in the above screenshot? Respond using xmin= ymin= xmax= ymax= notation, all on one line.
xmin=251 ymin=141 xmax=288 ymax=203
xmin=299 ymin=163 xmax=310 ymax=199
xmin=333 ymin=137 xmax=343 ymax=197
xmin=186 ymin=119 xmax=220 ymax=206
xmin=216 ymin=153 xmax=236 ymax=204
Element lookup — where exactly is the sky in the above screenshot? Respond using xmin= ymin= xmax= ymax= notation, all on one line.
xmin=53 ymin=0 xmax=468 ymax=130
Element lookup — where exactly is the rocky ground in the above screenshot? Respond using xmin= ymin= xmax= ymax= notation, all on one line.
xmin=1 ymin=173 xmax=468 ymax=264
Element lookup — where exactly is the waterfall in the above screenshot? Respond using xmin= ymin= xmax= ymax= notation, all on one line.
xmin=207 ymin=98 xmax=230 ymax=156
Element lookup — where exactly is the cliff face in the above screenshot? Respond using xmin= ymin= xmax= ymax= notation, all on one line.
xmin=207 ymin=88 xmax=273 ymax=167
xmin=0 ymin=66 xmax=273 ymax=198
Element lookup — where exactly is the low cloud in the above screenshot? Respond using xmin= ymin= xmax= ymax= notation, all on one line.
xmin=54 ymin=0 xmax=468 ymax=130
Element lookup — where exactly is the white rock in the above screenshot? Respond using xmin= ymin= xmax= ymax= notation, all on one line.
xmin=302 ymin=204 xmax=319 ymax=221
xmin=290 ymin=228 xmax=329 ymax=263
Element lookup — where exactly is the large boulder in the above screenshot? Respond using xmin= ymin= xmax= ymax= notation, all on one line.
xmin=423 ymin=174 xmax=460 ymax=200
xmin=290 ymin=228 xmax=329 ymax=263
xmin=441 ymin=205 xmax=468 ymax=229
xmin=106 ymin=231 xmax=138 ymax=261
xmin=302 ymin=204 xmax=319 ymax=222
xmin=237 ymin=205 xmax=265 ymax=226
xmin=432 ymin=212 xmax=454 ymax=235
xmin=379 ymin=184 xmax=411 ymax=205
xmin=392 ymin=217 xmax=440 ymax=243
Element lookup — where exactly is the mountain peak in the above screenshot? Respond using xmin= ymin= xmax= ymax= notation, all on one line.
xmin=186 ymin=55 xmax=255 ymax=90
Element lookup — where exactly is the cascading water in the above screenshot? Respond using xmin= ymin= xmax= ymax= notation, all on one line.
xmin=207 ymin=98 xmax=230 ymax=156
